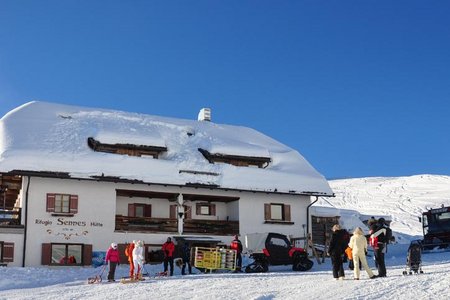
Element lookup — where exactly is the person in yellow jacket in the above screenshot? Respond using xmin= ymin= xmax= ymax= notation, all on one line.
xmin=348 ymin=227 xmax=376 ymax=280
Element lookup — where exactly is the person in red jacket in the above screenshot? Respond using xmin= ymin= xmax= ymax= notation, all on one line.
xmin=162 ymin=237 xmax=175 ymax=276
xmin=105 ymin=242 xmax=120 ymax=282
xmin=125 ymin=241 xmax=135 ymax=278
xmin=231 ymin=235 xmax=243 ymax=271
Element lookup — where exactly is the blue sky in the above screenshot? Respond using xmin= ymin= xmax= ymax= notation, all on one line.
xmin=1 ymin=1 xmax=449 ymax=179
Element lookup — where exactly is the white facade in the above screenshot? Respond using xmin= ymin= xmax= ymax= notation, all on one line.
xmin=7 ymin=176 xmax=311 ymax=266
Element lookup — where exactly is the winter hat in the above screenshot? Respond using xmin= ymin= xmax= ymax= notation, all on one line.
xmin=332 ymin=224 xmax=341 ymax=231
xmin=353 ymin=227 xmax=364 ymax=235
xmin=111 ymin=242 xmax=117 ymax=249
xmin=378 ymin=218 xmax=385 ymax=225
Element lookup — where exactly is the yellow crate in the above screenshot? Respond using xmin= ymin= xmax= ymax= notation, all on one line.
xmin=194 ymin=247 xmax=236 ymax=271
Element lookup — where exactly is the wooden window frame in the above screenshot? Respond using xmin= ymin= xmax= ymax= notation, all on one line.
xmin=42 ymin=243 xmax=91 ymax=266
xmin=170 ymin=205 xmax=192 ymax=219
xmin=196 ymin=202 xmax=216 ymax=216
xmin=264 ymin=203 xmax=293 ymax=225
xmin=128 ymin=203 xmax=152 ymax=218
xmin=198 ymin=148 xmax=271 ymax=168
xmin=88 ymin=137 xmax=167 ymax=158
xmin=46 ymin=193 xmax=78 ymax=216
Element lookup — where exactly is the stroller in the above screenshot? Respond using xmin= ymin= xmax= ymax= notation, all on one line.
xmin=402 ymin=240 xmax=424 ymax=275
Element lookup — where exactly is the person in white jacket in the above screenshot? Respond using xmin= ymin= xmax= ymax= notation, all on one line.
xmin=348 ymin=227 xmax=376 ymax=280
xmin=132 ymin=240 xmax=144 ymax=280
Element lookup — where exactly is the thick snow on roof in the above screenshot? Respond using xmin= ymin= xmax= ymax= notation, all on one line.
xmin=0 ymin=101 xmax=332 ymax=195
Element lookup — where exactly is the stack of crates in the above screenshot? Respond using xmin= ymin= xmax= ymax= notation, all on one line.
xmin=194 ymin=247 xmax=236 ymax=272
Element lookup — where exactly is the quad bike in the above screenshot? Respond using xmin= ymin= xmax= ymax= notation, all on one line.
xmin=244 ymin=232 xmax=313 ymax=273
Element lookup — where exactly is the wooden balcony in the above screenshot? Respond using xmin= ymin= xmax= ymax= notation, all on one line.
xmin=115 ymin=215 xmax=239 ymax=236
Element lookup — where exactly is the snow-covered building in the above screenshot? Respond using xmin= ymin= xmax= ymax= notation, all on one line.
xmin=0 ymin=101 xmax=333 ymax=266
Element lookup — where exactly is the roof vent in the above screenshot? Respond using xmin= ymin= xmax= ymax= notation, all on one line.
xmin=198 ymin=108 xmax=211 ymax=122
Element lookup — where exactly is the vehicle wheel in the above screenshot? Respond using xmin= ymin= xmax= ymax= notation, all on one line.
xmin=293 ymin=257 xmax=313 ymax=271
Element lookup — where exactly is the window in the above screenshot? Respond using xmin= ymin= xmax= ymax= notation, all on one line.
xmin=196 ymin=203 xmax=216 ymax=216
xmin=88 ymin=137 xmax=167 ymax=158
xmin=42 ymin=243 xmax=92 ymax=266
xmin=264 ymin=203 xmax=292 ymax=224
xmin=170 ymin=205 xmax=192 ymax=219
xmin=128 ymin=203 xmax=152 ymax=217
xmin=198 ymin=148 xmax=271 ymax=168
xmin=46 ymin=194 xmax=78 ymax=215
xmin=270 ymin=204 xmax=283 ymax=220
xmin=51 ymin=243 xmax=82 ymax=265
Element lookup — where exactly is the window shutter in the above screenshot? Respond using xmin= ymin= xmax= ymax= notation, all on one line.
xmin=284 ymin=204 xmax=291 ymax=221
xmin=264 ymin=204 xmax=271 ymax=220
xmin=69 ymin=195 xmax=78 ymax=214
xmin=144 ymin=204 xmax=152 ymax=218
xmin=42 ymin=243 xmax=52 ymax=265
xmin=46 ymin=194 xmax=56 ymax=212
xmin=118 ymin=244 xmax=127 ymax=264
xmin=83 ymin=244 xmax=92 ymax=266
xmin=210 ymin=204 xmax=216 ymax=216
xmin=128 ymin=204 xmax=135 ymax=217
xmin=196 ymin=203 xmax=201 ymax=215
xmin=3 ymin=243 xmax=14 ymax=262
xmin=170 ymin=205 xmax=176 ymax=219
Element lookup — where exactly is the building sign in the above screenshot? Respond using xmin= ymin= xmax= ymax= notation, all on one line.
xmin=34 ymin=217 xmax=104 ymax=240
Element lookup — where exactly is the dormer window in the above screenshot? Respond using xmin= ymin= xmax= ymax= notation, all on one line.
xmin=88 ymin=137 xmax=167 ymax=158
xmin=198 ymin=148 xmax=270 ymax=168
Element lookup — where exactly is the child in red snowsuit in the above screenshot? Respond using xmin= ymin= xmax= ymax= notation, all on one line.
xmin=125 ymin=241 xmax=135 ymax=278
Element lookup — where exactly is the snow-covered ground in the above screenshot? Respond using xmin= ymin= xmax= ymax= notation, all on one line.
xmin=1 ymin=175 xmax=450 ymax=299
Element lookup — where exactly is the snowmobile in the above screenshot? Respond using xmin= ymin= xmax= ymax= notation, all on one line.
xmin=244 ymin=232 xmax=313 ymax=273
xmin=419 ymin=205 xmax=450 ymax=251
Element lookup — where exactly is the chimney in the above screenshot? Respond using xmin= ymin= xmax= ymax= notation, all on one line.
xmin=198 ymin=108 xmax=211 ymax=122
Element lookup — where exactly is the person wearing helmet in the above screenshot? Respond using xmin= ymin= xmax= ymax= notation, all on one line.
xmin=230 ymin=234 xmax=243 ymax=272
xmin=105 ymin=242 xmax=120 ymax=282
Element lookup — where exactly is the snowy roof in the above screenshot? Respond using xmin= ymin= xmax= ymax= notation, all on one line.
xmin=0 ymin=101 xmax=333 ymax=196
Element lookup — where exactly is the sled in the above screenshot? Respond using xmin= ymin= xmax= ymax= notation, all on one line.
xmin=87 ymin=265 xmax=106 ymax=284
xmin=120 ymin=277 xmax=145 ymax=284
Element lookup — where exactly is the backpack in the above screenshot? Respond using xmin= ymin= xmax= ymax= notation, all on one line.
xmin=384 ymin=226 xmax=393 ymax=244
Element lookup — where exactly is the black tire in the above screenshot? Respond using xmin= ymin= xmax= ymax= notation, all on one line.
xmin=293 ymin=257 xmax=313 ymax=271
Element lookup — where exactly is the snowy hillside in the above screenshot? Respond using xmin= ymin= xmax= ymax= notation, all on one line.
xmin=319 ymin=174 xmax=450 ymax=244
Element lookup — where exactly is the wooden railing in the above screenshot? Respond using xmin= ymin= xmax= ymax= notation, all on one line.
xmin=115 ymin=215 xmax=239 ymax=235
xmin=0 ymin=209 xmax=22 ymax=227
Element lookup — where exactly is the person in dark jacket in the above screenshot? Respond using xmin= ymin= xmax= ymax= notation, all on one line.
xmin=162 ymin=237 xmax=175 ymax=276
xmin=181 ymin=242 xmax=192 ymax=275
xmin=327 ymin=224 xmax=347 ymax=280
xmin=370 ymin=218 xmax=388 ymax=277
xmin=230 ymin=235 xmax=243 ymax=272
